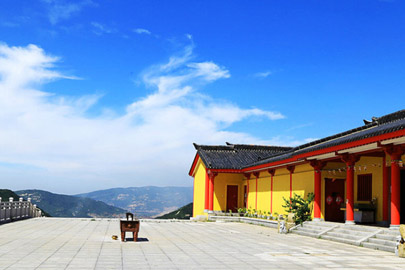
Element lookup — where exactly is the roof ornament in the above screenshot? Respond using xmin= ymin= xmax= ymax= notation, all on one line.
xmin=363 ymin=116 xmax=379 ymax=125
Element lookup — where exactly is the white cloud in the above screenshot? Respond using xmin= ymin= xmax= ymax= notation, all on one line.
xmin=0 ymin=43 xmax=290 ymax=194
xmin=42 ymin=0 xmax=94 ymax=25
xmin=91 ymin=22 xmax=117 ymax=35
xmin=254 ymin=71 xmax=272 ymax=78
xmin=133 ymin=28 xmax=151 ymax=35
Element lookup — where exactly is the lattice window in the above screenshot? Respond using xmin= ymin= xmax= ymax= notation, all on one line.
xmin=357 ymin=174 xmax=372 ymax=201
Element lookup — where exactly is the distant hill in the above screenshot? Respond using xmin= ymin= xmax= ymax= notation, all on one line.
xmin=0 ymin=189 xmax=20 ymax=201
xmin=76 ymin=186 xmax=193 ymax=218
xmin=156 ymin=203 xmax=193 ymax=219
xmin=16 ymin=189 xmax=126 ymax=218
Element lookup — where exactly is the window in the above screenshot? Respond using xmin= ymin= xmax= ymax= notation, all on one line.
xmin=357 ymin=174 xmax=372 ymax=201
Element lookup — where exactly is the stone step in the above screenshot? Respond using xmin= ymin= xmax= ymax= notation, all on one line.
xmin=375 ymin=233 xmax=398 ymax=241
xmin=362 ymin=242 xmax=395 ymax=253
xmin=301 ymin=224 xmax=333 ymax=231
xmin=332 ymin=228 xmax=371 ymax=236
xmin=325 ymin=232 xmax=363 ymax=241
xmin=305 ymin=221 xmax=339 ymax=228
xmin=321 ymin=235 xmax=360 ymax=246
xmin=383 ymin=229 xmax=400 ymax=236
xmin=292 ymin=230 xmax=319 ymax=238
xmin=295 ymin=226 xmax=324 ymax=234
xmin=367 ymin=237 xmax=397 ymax=247
xmin=341 ymin=225 xmax=381 ymax=233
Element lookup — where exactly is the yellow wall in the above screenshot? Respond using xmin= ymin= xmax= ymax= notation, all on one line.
xmin=192 ymin=160 xmax=206 ymax=217
xmin=272 ymin=168 xmax=290 ymax=216
xmin=213 ymin=173 xmax=244 ymax=211
xmin=257 ymin=172 xmax=271 ymax=215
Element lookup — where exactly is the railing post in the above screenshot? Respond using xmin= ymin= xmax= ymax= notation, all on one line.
xmin=0 ymin=197 xmax=3 ymax=223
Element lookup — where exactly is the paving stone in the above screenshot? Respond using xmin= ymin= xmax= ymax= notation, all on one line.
xmin=0 ymin=218 xmax=404 ymax=269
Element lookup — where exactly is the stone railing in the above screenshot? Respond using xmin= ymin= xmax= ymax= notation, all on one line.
xmin=0 ymin=197 xmax=42 ymax=224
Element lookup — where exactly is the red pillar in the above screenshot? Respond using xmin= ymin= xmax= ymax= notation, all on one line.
xmin=346 ymin=164 xmax=355 ymax=223
xmin=384 ymin=145 xmax=404 ymax=227
xmin=204 ymin=171 xmax=209 ymax=211
xmin=382 ymin=156 xmax=389 ymax=223
xmin=268 ymin=169 xmax=275 ymax=213
xmin=310 ymin=161 xmax=326 ymax=221
xmin=287 ymin=166 xmax=295 ymax=198
xmin=208 ymin=172 xmax=217 ymax=212
xmin=391 ymin=156 xmax=401 ymax=226
xmin=244 ymin=173 xmax=251 ymax=208
xmin=253 ymin=172 xmax=260 ymax=210
xmin=340 ymin=154 xmax=359 ymax=224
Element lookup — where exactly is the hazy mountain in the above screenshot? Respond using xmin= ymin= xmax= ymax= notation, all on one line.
xmin=155 ymin=203 xmax=193 ymax=219
xmin=76 ymin=186 xmax=193 ymax=218
xmin=16 ymin=189 xmax=126 ymax=218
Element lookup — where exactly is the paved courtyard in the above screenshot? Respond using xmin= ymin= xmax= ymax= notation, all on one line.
xmin=0 ymin=218 xmax=403 ymax=269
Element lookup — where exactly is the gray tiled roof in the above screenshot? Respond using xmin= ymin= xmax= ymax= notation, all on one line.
xmin=193 ymin=110 xmax=405 ymax=170
xmin=193 ymin=143 xmax=292 ymax=170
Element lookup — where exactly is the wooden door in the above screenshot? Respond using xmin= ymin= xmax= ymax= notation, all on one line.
xmin=325 ymin=178 xmax=345 ymax=222
xmin=227 ymin=185 xmax=239 ymax=212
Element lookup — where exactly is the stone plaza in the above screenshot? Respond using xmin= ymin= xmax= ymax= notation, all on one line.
xmin=0 ymin=218 xmax=403 ymax=269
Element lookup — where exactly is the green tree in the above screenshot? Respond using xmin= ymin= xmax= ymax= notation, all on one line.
xmin=282 ymin=192 xmax=314 ymax=225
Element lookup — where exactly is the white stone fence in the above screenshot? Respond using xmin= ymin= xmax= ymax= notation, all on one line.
xmin=0 ymin=197 xmax=42 ymax=223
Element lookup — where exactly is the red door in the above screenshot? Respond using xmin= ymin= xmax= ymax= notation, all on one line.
xmin=325 ymin=178 xmax=345 ymax=222
xmin=227 ymin=185 xmax=239 ymax=212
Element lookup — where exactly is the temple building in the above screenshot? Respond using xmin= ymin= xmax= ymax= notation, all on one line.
xmin=189 ymin=110 xmax=405 ymax=228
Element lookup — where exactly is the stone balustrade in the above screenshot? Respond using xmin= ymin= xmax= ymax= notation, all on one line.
xmin=0 ymin=197 xmax=42 ymax=224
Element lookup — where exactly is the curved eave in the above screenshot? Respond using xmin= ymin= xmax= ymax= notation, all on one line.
xmin=188 ymin=153 xmax=200 ymax=177
xmin=242 ymin=129 xmax=405 ymax=172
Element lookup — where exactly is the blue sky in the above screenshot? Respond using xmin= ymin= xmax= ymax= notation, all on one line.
xmin=0 ymin=0 xmax=404 ymax=194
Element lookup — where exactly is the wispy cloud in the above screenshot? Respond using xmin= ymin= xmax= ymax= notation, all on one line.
xmin=286 ymin=123 xmax=314 ymax=132
xmin=253 ymin=70 xmax=272 ymax=78
xmin=42 ymin=0 xmax=94 ymax=25
xmin=0 ymin=43 xmax=290 ymax=194
xmin=133 ymin=28 xmax=151 ymax=35
xmin=91 ymin=22 xmax=117 ymax=35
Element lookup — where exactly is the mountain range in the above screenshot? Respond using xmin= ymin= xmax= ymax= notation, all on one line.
xmin=16 ymin=189 xmax=126 ymax=218
xmin=14 ymin=186 xmax=193 ymax=218
xmin=76 ymin=186 xmax=193 ymax=218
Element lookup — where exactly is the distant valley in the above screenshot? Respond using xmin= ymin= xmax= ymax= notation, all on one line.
xmin=76 ymin=186 xmax=193 ymax=218
xmin=16 ymin=189 xmax=126 ymax=218
xmin=14 ymin=186 xmax=193 ymax=218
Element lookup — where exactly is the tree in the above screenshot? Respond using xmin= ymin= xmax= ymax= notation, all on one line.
xmin=282 ymin=192 xmax=314 ymax=225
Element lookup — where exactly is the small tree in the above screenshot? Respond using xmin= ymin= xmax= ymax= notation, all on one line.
xmin=282 ymin=192 xmax=315 ymax=225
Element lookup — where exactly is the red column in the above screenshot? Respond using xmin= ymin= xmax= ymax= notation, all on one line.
xmin=268 ymin=169 xmax=275 ymax=213
xmin=382 ymin=156 xmax=389 ymax=222
xmin=244 ymin=173 xmax=251 ymax=208
xmin=346 ymin=164 xmax=355 ymax=223
xmin=391 ymin=156 xmax=401 ymax=226
xmin=384 ymin=145 xmax=404 ymax=227
xmin=340 ymin=154 xmax=359 ymax=224
xmin=204 ymin=171 xmax=209 ymax=211
xmin=287 ymin=166 xmax=295 ymax=198
xmin=253 ymin=172 xmax=260 ymax=210
xmin=310 ymin=161 xmax=326 ymax=221
xmin=208 ymin=172 xmax=217 ymax=212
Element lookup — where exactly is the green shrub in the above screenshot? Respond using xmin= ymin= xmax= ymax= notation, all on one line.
xmin=282 ymin=192 xmax=314 ymax=225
